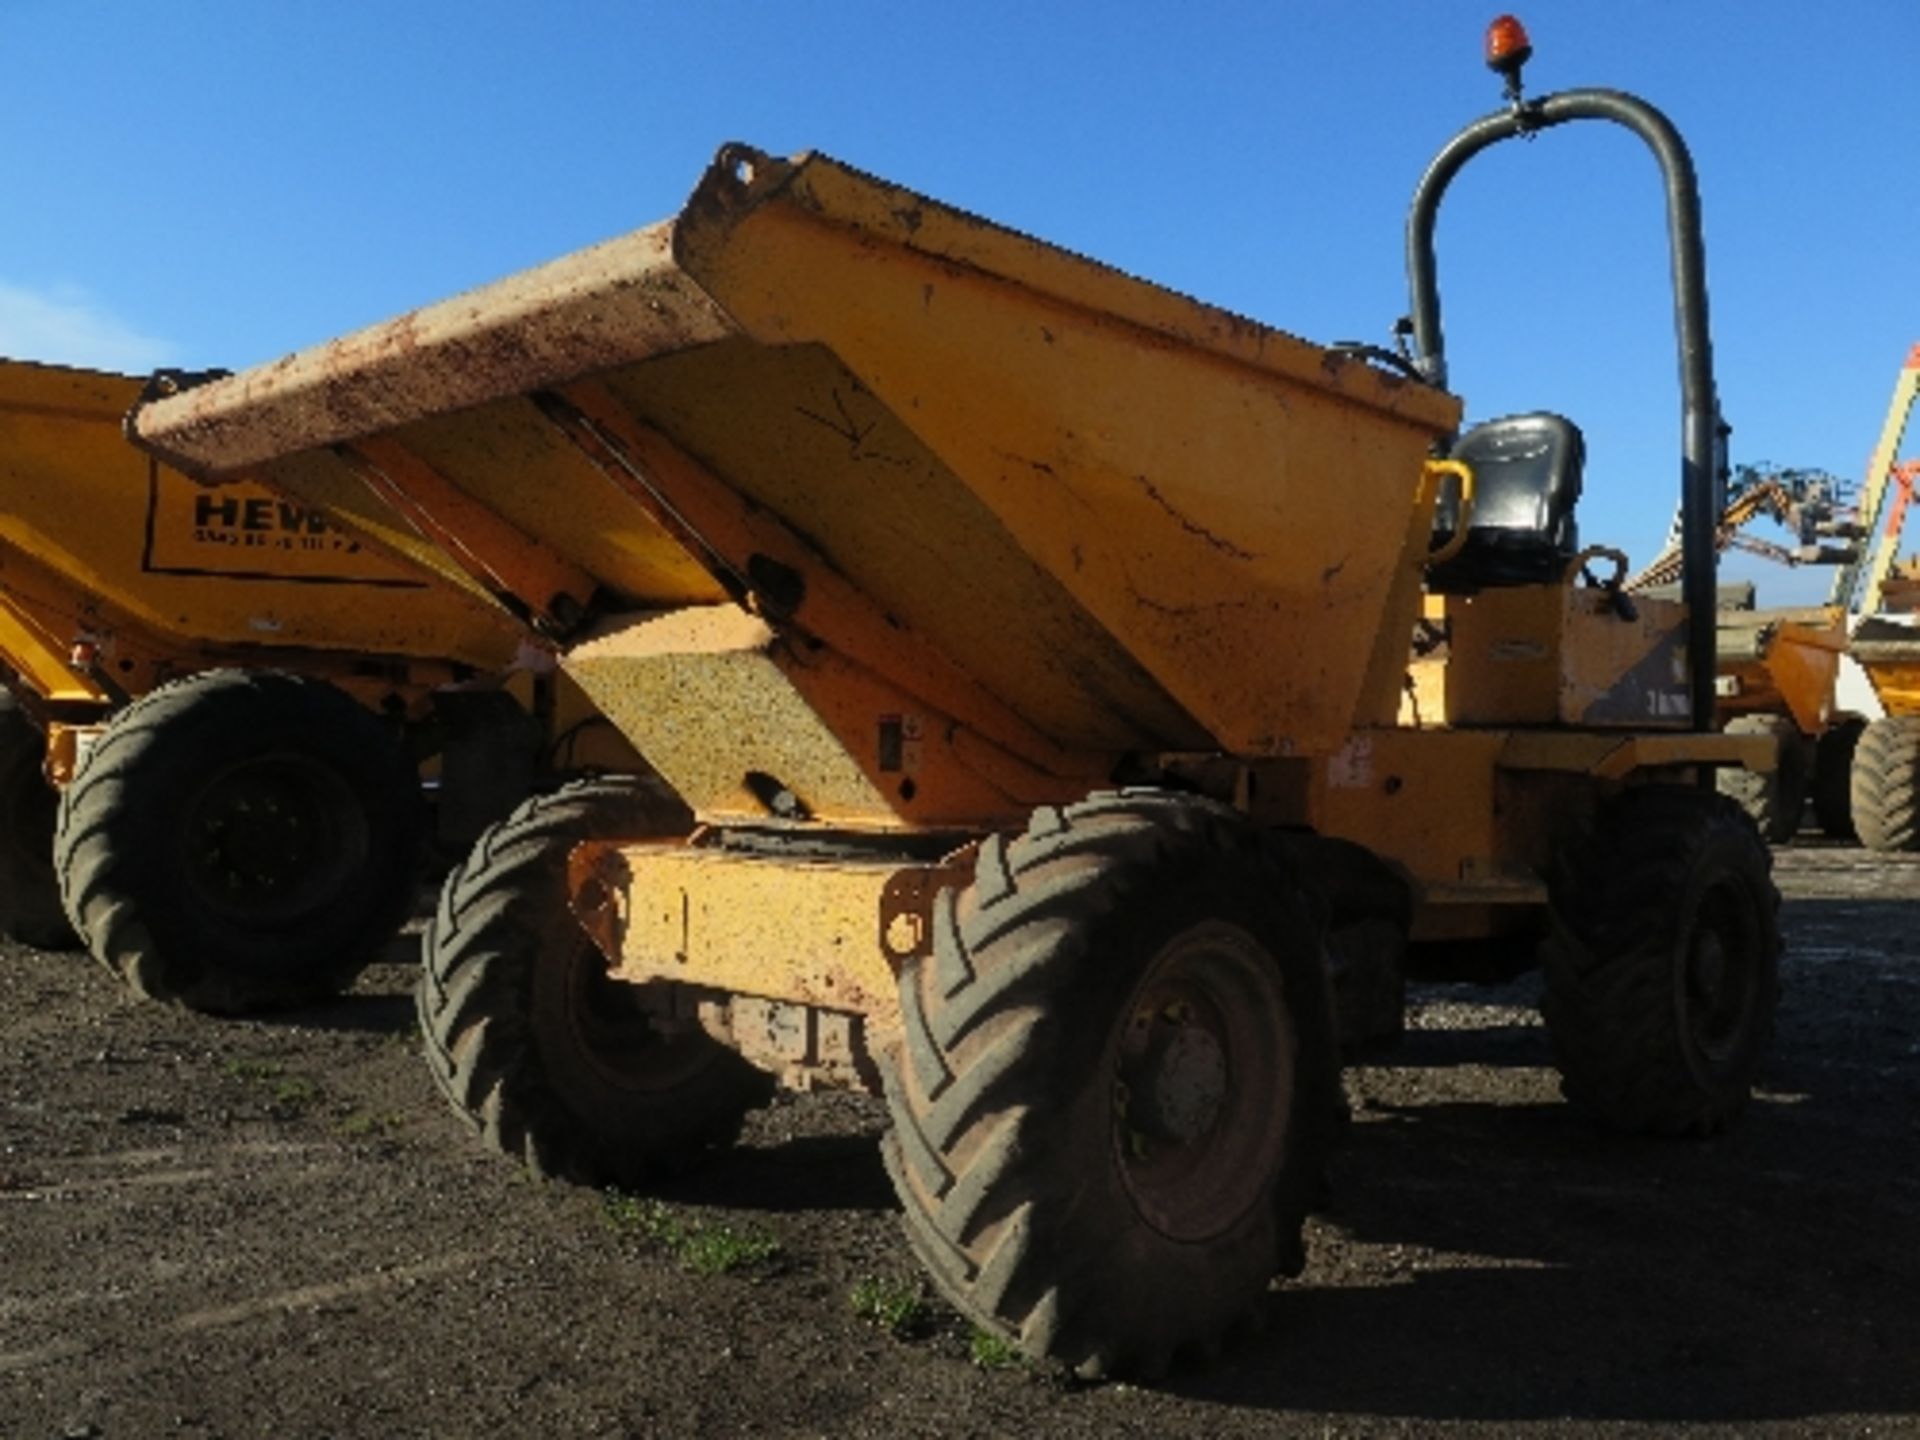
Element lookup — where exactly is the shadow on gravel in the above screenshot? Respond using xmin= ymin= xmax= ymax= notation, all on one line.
xmin=664 ymin=1131 xmax=897 ymax=1215
xmin=1782 ymin=897 xmax=1920 ymax=961
xmin=1167 ymin=1087 xmax=1920 ymax=1424
xmin=1161 ymin=888 xmax=1920 ymax=1426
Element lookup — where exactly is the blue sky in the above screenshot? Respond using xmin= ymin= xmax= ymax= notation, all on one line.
xmin=3 ymin=1 xmax=1915 ymax=603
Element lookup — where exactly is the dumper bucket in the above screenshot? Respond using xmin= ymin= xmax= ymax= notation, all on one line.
xmin=1852 ymin=614 xmax=1920 ymax=718
xmin=0 ymin=360 xmax=520 ymax=706
xmin=133 ymin=146 xmax=1462 ymax=775
xmin=1715 ymin=605 xmax=1848 ymax=734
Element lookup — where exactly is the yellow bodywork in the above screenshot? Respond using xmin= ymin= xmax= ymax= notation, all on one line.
xmin=1852 ymin=617 xmax=1920 ymax=719
xmin=1403 ymin=583 xmax=1692 ymax=730
xmin=564 ymin=606 xmax=1091 ymax=827
xmin=1715 ymin=606 xmax=1848 ymax=735
xmin=573 ymin=841 xmax=907 ymax=1022
xmin=1861 ymin=656 xmax=1920 ymax=718
xmin=131 ymin=148 xmax=1462 ymax=828
xmin=0 ymin=360 xmax=525 ymax=727
xmin=671 ymin=152 xmax=1462 ymax=759
xmin=125 ymin=144 xmax=1766 ymax=1053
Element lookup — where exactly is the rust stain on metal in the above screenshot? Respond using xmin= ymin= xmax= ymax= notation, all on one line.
xmin=876 ymin=855 xmax=976 ymax=974
xmin=567 ymin=840 xmax=631 ymax=964
xmin=129 ymin=220 xmax=734 ymax=477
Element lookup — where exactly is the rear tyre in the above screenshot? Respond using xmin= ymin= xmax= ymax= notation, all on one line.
xmin=1850 ymin=716 xmax=1920 ymax=853
xmin=54 ymin=670 xmax=423 ymax=1012
xmin=418 ymin=776 xmax=772 ymax=1187
xmin=1811 ymin=717 xmax=1865 ymax=840
xmin=0 ymin=692 xmax=76 ymax=949
xmin=1542 ymin=788 xmax=1779 ymax=1135
xmin=1716 ymin=713 xmax=1806 ymax=843
xmin=879 ymin=790 xmax=1343 ymax=1377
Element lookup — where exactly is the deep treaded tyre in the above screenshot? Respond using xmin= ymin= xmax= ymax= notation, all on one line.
xmin=418 ymin=776 xmax=772 ymax=1188
xmin=54 ymin=669 xmax=423 ymax=1012
xmin=1811 ymin=717 xmax=1865 ymax=840
xmin=0 ymin=691 xmax=76 ymax=949
xmin=1716 ymin=713 xmax=1806 ymax=843
xmin=1541 ymin=787 xmax=1779 ymax=1135
xmin=1850 ymin=716 xmax=1920 ymax=853
xmin=879 ymin=789 xmax=1344 ymax=1378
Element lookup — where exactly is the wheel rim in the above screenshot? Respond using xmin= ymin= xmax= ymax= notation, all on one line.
xmin=538 ymin=934 xmax=718 ymax=1097
xmin=1684 ymin=878 xmax=1762 ymax=1065
xmin=1111 ymin=920 xmax=1296 ymax=1243
xmin=180 ymin=751 xmax=368 ymax=926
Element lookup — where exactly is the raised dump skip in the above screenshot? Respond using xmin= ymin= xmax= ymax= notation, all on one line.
xmin=135 ymin=145 xmax=1462 ymax=764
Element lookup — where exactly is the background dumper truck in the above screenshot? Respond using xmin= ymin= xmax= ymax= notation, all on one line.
xmin=0 ymin=358 xmax=644 ymax=1011
xmin=1841 ymin=372 xmax=1920 ymax=853
xmin=1627 ymin=467 xmax=1862 ymax=842
xmin=1850 ymin=610 xmax=1920 ymax=850
xmin=128 ymin=21 xmax=1780 ymax=1376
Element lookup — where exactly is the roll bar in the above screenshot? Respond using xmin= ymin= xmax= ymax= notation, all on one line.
xmin=1405 ymin=87 xmax=1721 ymax=733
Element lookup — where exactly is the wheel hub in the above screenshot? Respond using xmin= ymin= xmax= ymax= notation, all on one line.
xmin=543 ymin=937 xmax=716 ymax=1096
xmin=1109 ymin=921 xmax=1298 ymax=1244
xmin=1123 ymin=1002 xmax=1227 ymax=1147
xmin=1689 ymin=929 xmax=1727 ymax=999
xmin=1686 ymin=884 xmax=1755 ymax=1062
xmin=182 ymin=752 xmax=365 ymax=924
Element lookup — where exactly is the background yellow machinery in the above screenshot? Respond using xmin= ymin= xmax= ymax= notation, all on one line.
xmin=131 ymin=22 xmax=1780 ymax=1376
xmin=0 ymin=359 xmax=638 ymax=1010
xmin=1848 ymin=466 xmax=1920 ymax=852
xmin=1623 ymin=356 xmax=1920 ymax=853
xmin=1628 ymin=468 xmax=1859 ymax=840
xmin=1829 ymin=347 xmax=1920 ymax=851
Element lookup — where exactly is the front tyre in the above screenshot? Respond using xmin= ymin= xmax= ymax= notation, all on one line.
xmin=1542 ymin=788 xmax=1779 ymax=1135
xmin=1850 ymin=716 xmax=1920 ymax=853
xmin=1811 ymin=717 xmax=1865 ymax=840
xmin=1716 ymin=713 xmax=1806 ymax=843
xmin=54 ymin=670 xmax=423 ymax=1011
xmin=418 ymin=776 xmax=773 ymax=1187
xmin=880 ymin=790 xmax=1343 ymax=1378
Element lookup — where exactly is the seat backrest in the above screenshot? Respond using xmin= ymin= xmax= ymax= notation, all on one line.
xmin=1428 ymin=412 xmax=1584 ymax=592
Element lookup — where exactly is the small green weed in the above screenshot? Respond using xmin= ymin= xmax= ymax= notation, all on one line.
xmin=336 ymin=1110 xmax=405 ymax=1139
xmin=850 ymin=1275 xmax=932 ymax=1339
xmin=269 ymin=1077 xmax=321 ymax=1113
xmin=678 ymin=1223 xmax=782 ymax=1276
xmin=968 ymin=1328 xmax=1024 ymax=1371
xmin=602 ymin=1192 xmax=782 ymax=1276
xmin=222 ymin=1058 xmax=322 ymax=1117
xmin=602 ymin=1192 xmax=673 ymax=1237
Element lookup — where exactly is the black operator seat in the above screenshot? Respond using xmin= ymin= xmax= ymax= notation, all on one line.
xmin=1427 ymin=412 xmax=1585 ymax=592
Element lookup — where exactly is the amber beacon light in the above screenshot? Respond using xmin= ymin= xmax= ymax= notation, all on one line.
xmin=1484 ymin=14 xmax=1532 ymax=99
xmin=1484 ymin=14 xmax=1532 ymax=71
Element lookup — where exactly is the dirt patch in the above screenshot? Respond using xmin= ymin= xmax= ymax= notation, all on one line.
xmin=2 ymin=842 xmax=1916 ymax=1437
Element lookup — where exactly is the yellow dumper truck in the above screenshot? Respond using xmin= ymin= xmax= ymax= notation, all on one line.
xmin=0 ymin=359 xmax=641 ymax=1010
xmin=1850 ymin=605 xmax=1920 ymax=852
xmin=1629 ymin=472 xmax=1863 ymax=841
xmin=1715 ymin=601 xmax=1855 ymax=839
xmin=129 ymin=21 xmax=1779 ymax=1374
xmin=1845 ymin=440 xmax=1920 ymax=851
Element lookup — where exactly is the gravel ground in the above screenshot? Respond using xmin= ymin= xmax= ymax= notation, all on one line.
xmin=1 ymin=841 xmax=1915 ymax=1439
